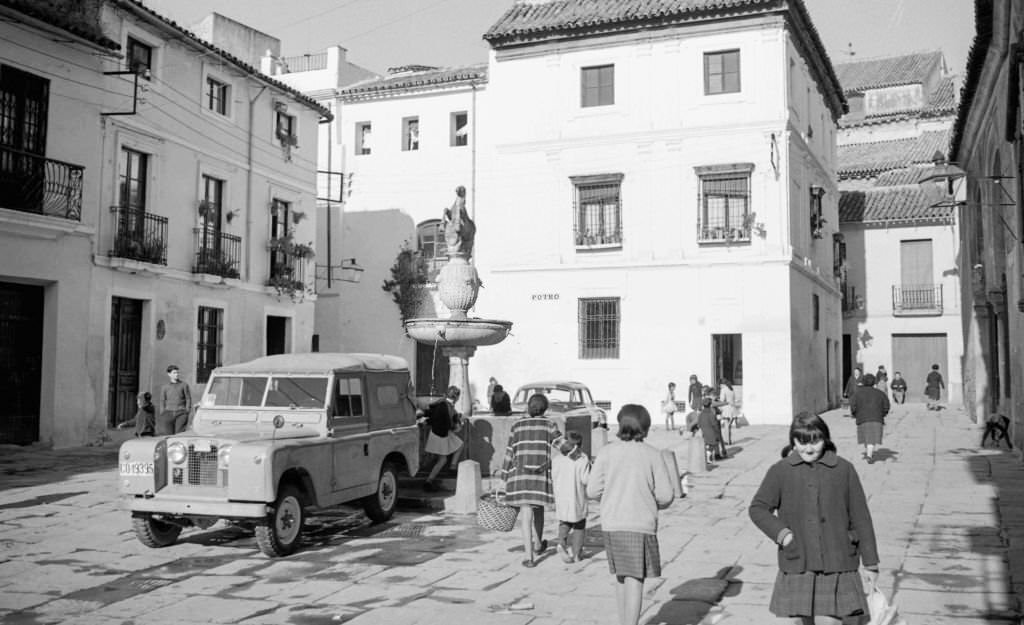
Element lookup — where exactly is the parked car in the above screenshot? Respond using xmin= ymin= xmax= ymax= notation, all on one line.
xmin=510 ymin=380 xmax=608 ymax=428
xmin=118 ymin=353 xmax=420 ymax=557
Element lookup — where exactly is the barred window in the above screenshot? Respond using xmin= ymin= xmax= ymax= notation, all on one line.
xmin=578 ymin=297 xmax=620 ymax=359
xmin=197 ymin=306 xmax=223 ymax=383
xmin=572 ymin=173 xmax=623 ymax=249
xmin=696 ymin=165 xmax=752 ymax=243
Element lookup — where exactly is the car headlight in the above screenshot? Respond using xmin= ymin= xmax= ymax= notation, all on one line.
xmin=168 ymin=442 xmax=187 ymax=464
xmin=217 ymin=444 xmax=232 ymax=467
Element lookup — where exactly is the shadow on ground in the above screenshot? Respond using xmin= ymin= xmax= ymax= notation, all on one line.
xmin=646 ymin=565 xmax=740 ymax=625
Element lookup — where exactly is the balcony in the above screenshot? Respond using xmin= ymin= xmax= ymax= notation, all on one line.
xmin=193 ymin=227 xmax=241 ymax=279
xmin=892 ymin=284 xmax=943 ymax=316
xmin=110 ymin=206 xmax=167 ymax=265
xmin=574 ymin=226 xmax=623 ymax=250
xmin=267 ymin=254 xmax=310 ymax=300
xmin=697 ymin=215 xmax=751 ymax=244
xmin=842 ymin=286 xmax=864 ymax=317
xmin=0 ymin=146 xmax=83 ymax=220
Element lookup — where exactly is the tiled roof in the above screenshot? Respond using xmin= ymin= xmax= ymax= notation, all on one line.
xmin=834 ymin=51 xmax=943 ymax=93
xmin=0 ymin=0 xmax=120 ymax=50
xmin=924 ymin=75 xmax=957 ymax=116
xmin=482 ymin=0 xmax=846 ymax=119
xmin=116 ymin=1 xmax=332 ymax=119
xmin=839 ymin=185 xmax=956 ymax=224
xmin=339 ymin=64 xmax=488 ymax=99
xmin=838 ymin=129 xmax=950 ymax=178
xmin=873 ymin=165 xmax=930 ymax=186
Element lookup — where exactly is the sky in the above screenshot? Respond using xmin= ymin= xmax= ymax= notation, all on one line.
xmin=144 ymin=0 xmax=975 ymax=78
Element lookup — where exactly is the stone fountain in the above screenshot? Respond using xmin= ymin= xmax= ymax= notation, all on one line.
xmin=404 ymin=186 xmax=512 ymax=416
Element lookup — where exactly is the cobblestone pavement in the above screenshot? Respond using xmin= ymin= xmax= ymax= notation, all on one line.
xmin=0 ymin=403 xmax=1020 ymax=624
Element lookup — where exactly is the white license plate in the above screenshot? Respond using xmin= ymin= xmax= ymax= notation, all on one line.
xmin=192 ymin=439 xmax=212 ymax=452
xmin=120 ymin=461 xmax=154 ymax=476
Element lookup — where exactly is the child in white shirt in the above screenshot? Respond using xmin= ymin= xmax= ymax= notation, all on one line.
xmin=551 ymin=430 xmax=591 ymax=563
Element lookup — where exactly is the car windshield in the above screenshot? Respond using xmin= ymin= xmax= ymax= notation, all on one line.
xmin=205 ymin=376 xmax=268 ymax=407
xmin=514 ymin=387 xmax=581 ymax=407
xmin=265 ymin=377 xmax=329 ymax=408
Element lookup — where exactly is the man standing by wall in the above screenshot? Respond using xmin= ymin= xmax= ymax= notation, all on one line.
xmin=158 ymin=365 xmax=192 ymax=435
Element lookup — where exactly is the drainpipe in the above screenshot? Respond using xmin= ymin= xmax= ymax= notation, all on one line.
xmin=246 ymin=85 xmax=268 ymax=280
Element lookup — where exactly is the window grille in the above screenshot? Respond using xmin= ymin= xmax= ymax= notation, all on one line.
xmin=197 ymin=306 xmax=223 ymax=383
xmin=573 ymin=174 xmax=623 ymax=248
xmin=578 ymin=297 xmax=620 ymax=359
xmin=581 ymin=64 xmax=614 ymax=107
xmin=697 ymin=173 xmax=750 ymax=243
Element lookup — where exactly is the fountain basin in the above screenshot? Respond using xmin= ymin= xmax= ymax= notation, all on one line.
xmin=404 ymin=318 xmax=512 ymax=346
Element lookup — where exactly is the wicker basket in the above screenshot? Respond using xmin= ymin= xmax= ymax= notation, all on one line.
xmin=477 ymin=491 xmax=519 ymax=532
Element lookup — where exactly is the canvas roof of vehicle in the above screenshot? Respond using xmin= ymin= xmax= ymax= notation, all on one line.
xmin=214 ymin=353 xmax=409 ymax=376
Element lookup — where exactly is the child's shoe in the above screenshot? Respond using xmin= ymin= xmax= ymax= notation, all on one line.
xmin=557 ymin=543 xmax=574 ymax=564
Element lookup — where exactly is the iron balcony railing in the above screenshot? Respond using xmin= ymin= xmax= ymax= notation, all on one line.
xmin=278 ymin=52 xmax=328 ymax=73
xmin=269 ymin=253 xmax=308 ymax=287
xmin=110 ymin=206 xmax=167 ymax=265
xmin=574 ymin=225 xmax=623 ymax=248
xmin=193 ymin=227 xmax=241 ymax=279
xmin=892 ymin=284 xmax=943 ymax=315
xmin=842 ymin=286 xmax=862 ymax=316
xmin=697 ymin=214 xmax=751 ymax=244
xmin=0 ymin=145 xmax=83 ymax=220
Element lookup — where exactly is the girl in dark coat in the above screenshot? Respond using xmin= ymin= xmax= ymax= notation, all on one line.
xmin=749 ymin=411 xmax=879 ymax=624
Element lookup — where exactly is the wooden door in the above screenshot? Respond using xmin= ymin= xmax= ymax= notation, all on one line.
xmin=109 ymin=297 xmax=142 ymax=427
xmin=0 ymin=282 xmax=43 ymax=444
xmin=891 ymin=334 xmax=947 ymax=403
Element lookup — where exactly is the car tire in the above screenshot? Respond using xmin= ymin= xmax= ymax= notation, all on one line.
xmin=132 ymin=515 xmax=182 ymax=548
xmin=256 ymin=483 xmax=305 ymax=557
xmin=362 ymin=462 xmax=399 ymax=523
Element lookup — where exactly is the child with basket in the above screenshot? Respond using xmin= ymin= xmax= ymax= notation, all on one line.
xmin=551 ymin=430 xmax=590 ymax=563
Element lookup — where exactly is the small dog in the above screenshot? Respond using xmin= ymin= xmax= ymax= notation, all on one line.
xmin=981 ymin=414 xmax=1012 ymax=449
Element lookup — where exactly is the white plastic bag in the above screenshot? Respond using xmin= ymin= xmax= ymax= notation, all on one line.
xmin=865 ymin=587 xmax=907 ymax=625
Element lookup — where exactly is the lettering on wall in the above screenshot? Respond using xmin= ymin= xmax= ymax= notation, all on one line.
xmin=531 ymin=293 xmax=560 ymax=301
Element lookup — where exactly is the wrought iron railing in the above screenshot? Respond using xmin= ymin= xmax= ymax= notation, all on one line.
xmin=279 ymin=52 xmax=328 ymax=73
xmin=193 ymin=227 xmax=241 ymax=278
xmin=110 ymin=206 xmax=167 ymax=265
xmin=892 ymin=284 xmax=942 ymax=315
xmin=574 ymin=226 xmax=623 ymax=248
xmin=269 ymin=253 xmax=308 ymax=286
xmin=0 ymin=145 xmax=83 ymax=220
xmin=697 ymin=213 xmax=751 ymax=243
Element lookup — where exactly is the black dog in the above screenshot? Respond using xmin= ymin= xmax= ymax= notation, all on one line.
xmin=982 ymin=414 xmax=1012 ymax=449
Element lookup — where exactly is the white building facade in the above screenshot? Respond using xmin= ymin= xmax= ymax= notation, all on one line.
xmin=468 ymin=0 xmax=847 ymax=423
xmin=0 ymin=1 xmax=328 ymax=446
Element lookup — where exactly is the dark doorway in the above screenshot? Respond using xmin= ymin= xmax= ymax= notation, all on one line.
xmin=266 ymin=316 xmax=288 ymax=355
xmin=415 ymin=341 xmax=449 ymax=397
xmin=0 ymin=282 xmax=43 ymax=444
xmin=712 ymin=333 xmax=743 ymax=390
xmin=842 ymin=333 xmax=852 ymax=390
xmin=109 ymin=297 xmax=142 ymax=428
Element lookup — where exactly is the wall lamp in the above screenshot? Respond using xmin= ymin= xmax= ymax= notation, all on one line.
xmin=918 ymin=151 xmax=1016 ymax=209
xmin=317 ymin=258 xmax=363 ymax=285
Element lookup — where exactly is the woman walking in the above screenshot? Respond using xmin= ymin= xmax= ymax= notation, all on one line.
xmin=925 ymin=364 xmax=945 ymax=410
xmin=849 ymin=373 xmax=890 ymax=464
xmin=501 ymin=393 xmax=561 ymax=568
xmin=588 ymin=404 xmax=675 ymax=625
xmin=749 ymin=411 xmax=879 ymax=625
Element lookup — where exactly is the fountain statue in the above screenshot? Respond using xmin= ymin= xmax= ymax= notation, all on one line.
xmin=404 ymin=186 xmax=512 ymax=416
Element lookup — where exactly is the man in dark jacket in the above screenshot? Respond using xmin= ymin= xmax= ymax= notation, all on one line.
xmin=849 ymin=373 xmax=890 ymax=463
xmin=489 ymin=384 xmax=512 ymax=415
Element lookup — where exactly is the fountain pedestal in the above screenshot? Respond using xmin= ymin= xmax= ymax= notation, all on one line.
xmin=443 ymin=345 xmax=476 ymax=415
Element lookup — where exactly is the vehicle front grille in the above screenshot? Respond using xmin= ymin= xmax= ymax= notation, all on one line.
xmin=171 ymin=444 xmax=226 ymax=487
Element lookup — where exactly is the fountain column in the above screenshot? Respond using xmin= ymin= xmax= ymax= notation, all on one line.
xmin=443 ymin=345 xmax=477 ymax=415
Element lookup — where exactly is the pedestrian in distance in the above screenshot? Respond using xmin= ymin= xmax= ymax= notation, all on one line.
xmin=718 ymin=379 xmax=738 ymax=445
xmin=849 ymin=373 xmax=890 ymax=464
xmin=158 ymin=365 xmax=192 ymax=435
xmin=501 ymin=393 xmax=561 ymax=568
xmin=687 ymin=374 xmax=703 ymax=416
xmin=749 ymin=411 xmax=879 ymax=625
xmin=661 ymin=382 xmax=678 ymax=431
xmin=925 ymin=364 xmax=945 ymax=410
xmin=843 ymin=367 xmax=862 ymax=401
xmin=551 ymin=430 xmax=590 ymax=563
xmin=874 ymin=365 xmax=888 ymax=393
xmin=117 ymin=391 xmax=155 ymax=436
xmin=587 ymin=404 xmax=675 ymax=625
xmin=890 ymin=371 xmax=908 ymax=404
xmin=486 ymin=376 xmax=498 ymax=404
xmin=420 ymin=386 xmax=464 ymax=492
xmin=691 ymin=394 xmax=724 ymax=466
xmin=490 ymin=383 xmax=512 ymax=416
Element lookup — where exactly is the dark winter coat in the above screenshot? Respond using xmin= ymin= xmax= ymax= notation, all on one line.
xmin=749 ymin=450 xmax=879 ymax=574
xmin=849 ymin=385 xmax=890 ymax=425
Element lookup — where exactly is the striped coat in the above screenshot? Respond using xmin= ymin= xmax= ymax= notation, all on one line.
xmin=501 ymin=416 xmax=560 ymax=507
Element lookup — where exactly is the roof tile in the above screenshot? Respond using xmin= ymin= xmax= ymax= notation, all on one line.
xmin=838 ymin=129 xmax=950 ymax=178
xmin=839 ymin=185 xmax=955 ymax=224
xmin=835 ymin=51 xmax=943 ymax=93
xmin=0 ymin=0 xmax=120 ymax=49
xmin=339 ymin=64 xmax=488 ymax=99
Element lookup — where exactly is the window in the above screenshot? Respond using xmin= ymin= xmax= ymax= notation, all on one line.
xmin=417 ymin=219 xmax=446 ymax=280
xmin=201 ymin=174 xmax=224 ymax=229
xmin=0 ymin=65 xmax=49 ymax=155
xmin=270 ymin=198 xmax=291 ymax=279
xmin=696 ymin=164 xmax=752 ymax=243
xmin=276 ymin=111 xmax=296 ymax=145
xmin=119 ymin=148 xmax=148 ymax=210
xmin=126 ymin=37 xmax=152 ymax=78
xmin=206 ymin=77 xmax=228 ymax=115
xmin=355 ymin=122 xmax=372 ymax=155
xmin=572 ymin=173 xmax=623 ymax=248
xmin=812 ymin=294 xmax=820 ymax=331
xmin=450 ymin=111 xmax=468 ymax=146
xmin=581 ymin=64 xmax=614 ymax=107
xmin=402 ymin=117 xmax=419 ymax=151
xmin=578 ymin=297 xmax=620 ymax=359
xmin=333 ymin=377 xmax=364 ymax=417
xmin=810 ymin=185 xmax=826 ymax=238
xmin=197 ymin=306 xmax=223 ymax=383
xmin=704 ymin=50 xmax=740 ymax=95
